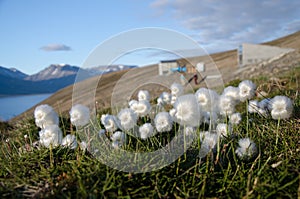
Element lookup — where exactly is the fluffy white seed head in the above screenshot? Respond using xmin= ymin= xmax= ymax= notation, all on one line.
xmin=195 ymin=88 xmax=219 ymax=112
xmin=160 ymin=92 xmax=172 ymax=104
xmin=62 ymin=134 xmax=77 ymax=149
xmin=258 ymin=108 xmax=268 ymax=117
xmin=219 ymin=95 xmax=236 ymax=116
xmin=174 ymin=94 xmax=201 ymax=127
xmin=154 ymin=112 xmax=173 ymax=132
xmin=235 ymin=138 xmax=257 ymax=160
xmin=248 ymin=100 xmax=259 ymax=113
xmin=157 ymin=97 xmax=164 ymax=106
xmin=216 ymin=123 xmax=232 ymax=138
xmin=170 ymin=95 xmax=178 ymax=105
xmin=79 ymin=141 xmax=87 ymax=151
xmin=138 ymin=90 xmax=150 ymax=102
xmin=101 ymin=114 xmax=120 ymax=132
xmin=69 ymin=104 xmax=90 ymax=127
xmin=229 ymin=112 xmax=242 ymax=125
xmin=171 ymin=83 xmax=184 ymax=97
xmin=270 ymin=96 xmax=293 ymax=120
xmin=34 ymin=104 xmax=59 ymax=129
xmin=222 ymin=86 xmax=240 ymax=101
xmin=111 ymin=131 xmax=126 ymax=149
xmin=118 ymin=108 xmax=137 ymax=131
xmin=130 ymin=100 xmax=151 ymax=117
xmin=139 ymin=123 xmax=155 ymax=139
xmin=239 ymin=80 xmax=256 ymax=102
xmin=199 ymin=132 xmax=218 ymax=158
xmin=39 ymin=125 xmax=62 ymax=148
xmin=129 ymin=100 xmax=138 ymax=107
xmin=169 ymin=108 xmax=177 ymax=123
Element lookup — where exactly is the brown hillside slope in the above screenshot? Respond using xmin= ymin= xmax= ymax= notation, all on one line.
xmin=11 ymin=30 xmax=300 ymax=122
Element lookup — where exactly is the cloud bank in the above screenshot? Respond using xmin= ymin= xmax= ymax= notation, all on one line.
xmin=150 ymin=0 xmax=300 ymax=52
xmin=40 ymin=44 xmax=72 ymax=52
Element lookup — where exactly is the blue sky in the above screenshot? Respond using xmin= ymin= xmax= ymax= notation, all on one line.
xmin=0 ymin=0 xmax=299 ymax=74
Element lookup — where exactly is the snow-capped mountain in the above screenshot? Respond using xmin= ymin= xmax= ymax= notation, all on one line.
xmin=0 ymin=64 xmax=138 ymax=95
xmin=25 ymin=64 xmax=80 ymax=81
xmin=0 ymin=66 xmax=28 ymax=79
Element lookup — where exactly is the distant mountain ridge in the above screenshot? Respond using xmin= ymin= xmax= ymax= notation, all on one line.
xmin=0 ymin=64 xmax=137 ymax=95
xmin=25 ymin=64 xmax=80 ymax=81
xmin=0 ymin=66 xmax=28 ymax=79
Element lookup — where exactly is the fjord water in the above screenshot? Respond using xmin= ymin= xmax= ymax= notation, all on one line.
xmin=0 ymin=93 xmax=52 ymax=121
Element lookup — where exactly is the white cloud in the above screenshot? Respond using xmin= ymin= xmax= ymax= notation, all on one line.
xmin=150 ymin=0 xmax=171 ymax=16
xmin=40 ymin=44 xmax=72 ymax=52
xmin=150 ymin=0 xmax=300 ymax=52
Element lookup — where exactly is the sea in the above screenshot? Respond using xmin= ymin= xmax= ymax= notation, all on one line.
xmin=0 ymin=93 xmax=52 ymax=121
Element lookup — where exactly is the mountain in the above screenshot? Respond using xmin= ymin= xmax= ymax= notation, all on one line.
xmin=0 ymin=64 xmax=138 ymax=95
xmin=25 ymin=64 xmax=80 ymax=81
xmin=0 ymin=66 xmax=28 ymax=79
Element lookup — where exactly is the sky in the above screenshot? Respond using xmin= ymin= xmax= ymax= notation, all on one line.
xmin=0 ymin=0 xmax=299 ymax=75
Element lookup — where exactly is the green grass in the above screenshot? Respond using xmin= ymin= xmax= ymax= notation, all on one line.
xmin=1 ymin=67 xmax=300 ymax=198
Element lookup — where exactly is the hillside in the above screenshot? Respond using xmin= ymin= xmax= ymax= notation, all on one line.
xmin=11 ymin=30 xmax=300 ymax=122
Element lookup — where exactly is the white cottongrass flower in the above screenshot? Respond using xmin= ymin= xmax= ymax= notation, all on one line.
xmin=130 ymin=100 xmax=151 ymax=117
xmin=270 ymin=96 xmax=293 ymax=120
xmin=39 ymin=125 xmax=62 ymax=148
xmin=34 ymin=104 xmax=59 ymax=129
xmin=199 ymin=132 xmax=218 ymax=158
xmin=139 ymin=123 xmax=155 ymax=139
xmin=229 ymin=112 xmax=242 ymax=125
xmin=157 ymin=97 xmax=164 ymax=106
xmin=138 ymin=90 xmax=150 ymax=101
xmin=216 ymin=123 xmax=232 ymax=138
xmin=79 ymin=141 xmax=87 ymax=151
xmin=173 ymin=94 xmax=201 ymax=127
xmin=238 ymin=80 xmax=256 ymax=102
xmin=101 ymin=114 xmax=120 ymax=132
xmin=69 ymin=104 xmax=90 ymax=127
xmin=248 ymin=100 xmax=259 ymax=113
xmin=169 ymin=108 xmax=177 ymax=122
xmin=129 ymin=100 xmax=138 ymax=107
xmin=171 ymin=95 xmax=178 ymax=105
xmin=62 ymin=134 xmax=77 ymax=149
xmin=160 ymin=92 xmax=172 ymax=104
xmin=218 ymin=95 xmax=236 ymax=116
xmin=222 ymin=86 xmax=240 ymax=101
xmin=235 ymin=138 xmax=257 ymax=160
xmin=258 ymin=108 xmax=268 ymax=117
xmin=195 ymin=88 xmax=219 ymax=112
xmin=111 ymin=131 xmax=126 ymax=149
xmin=154 ymin=112 xmax=173 ymax=132
xmin=171 ymin=83 xmax=184 ymax=97
xmin=118 ymin=108 xmax=137 ymax=130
